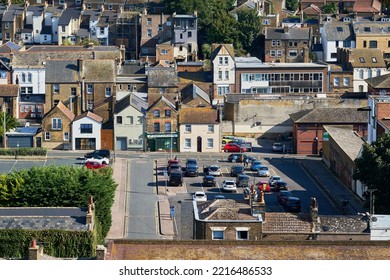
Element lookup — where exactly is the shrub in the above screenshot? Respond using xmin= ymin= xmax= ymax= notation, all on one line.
xmin=0 ymin=148 xmax=47 ymax=156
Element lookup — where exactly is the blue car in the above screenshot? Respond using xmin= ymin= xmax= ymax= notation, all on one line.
xmin=250 ymin=160 xmax=262 ymax=171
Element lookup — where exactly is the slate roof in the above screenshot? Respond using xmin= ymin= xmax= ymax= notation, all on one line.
xmin=45 ymin=60 xmax=79 ymax=83
xmin=6 ymin=126 xmax=40 ymax=136
xmin=179 ymin=108 xmax=218 ymax=124
xmin=114 ymin=93 xmax=147 ymax=114
xmin=365 ymin=73 xmax=390 ymax=88
xmin=196 ymin=199 xmax=258 ymax=221
xmin=181 ymin=83 xmax=211 ymax=105
xmin=324 ymin=22 xmax=354 ymax=41
xmin=41 ymin=25 xmax=52 ymax=35
xmin=147 ymin=68 xmax=178 ymax=88
xmin=353 ymin=21 xmax=390 ymax=34
xmin=378 ymin=119 xmax=390 ymax=130
xmin=349 ymin=48 xmax=386 ymax=68
xmin=27 ymin=5 xmax=44 ymax=16
xmin=265 ymin=27 xmax=311 ymax=40
xmin=289 ymin=108 xmax=368 ymax=123
xmin=323 ymin=125 xmax=364 ymax=161
xmin=58 ymin=7 xmax=81 ymax=26
xmin=262 ymin=213 xmax=312 ymax=233
xmin=318 ymin=216 xmax=367 ymax=233
xmin=0 ymin=207 xmax=89 ymax=231
xmin=0 ymin=41 xmax=22 ymax=53
xmin=73 ymin=111 xmax=103 ymax=122
xmin=0 ymin=84 xmax=18 ymax=97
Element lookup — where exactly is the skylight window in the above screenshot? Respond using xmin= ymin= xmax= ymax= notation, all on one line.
xmin=372 ymin=57 xmax=378 ymax=63
xmin=336 ymin=27 xmax=343 ymax=32
xmin=364 ymin=27 xmax=371 ymax=32
xmin=359 ymin=57 xmax=366 ymax=63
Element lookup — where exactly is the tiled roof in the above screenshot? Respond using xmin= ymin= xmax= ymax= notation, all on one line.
xmin=300 ymin=4 xmax=322 ymax=15
xmin=324 ymin=22 xmax=353 ymax=41
xmin=365 ymin=73 xmax=390 ymax=88
xmin=349 ymin=48 xmax=386 ymax=68
xmin=73 ymin=111 xmax=103 ymax=123
xmin=147 ymin=68 xmax=179 ymax=88
xmin=0 ymin=207 xmax=89 ymax=231
xmin=265 ymin=27 xmax=311 ymax=40
xmin=378 ymin=119 xmax=390 ymax=130
xmin=179 ymin=108 xmax=218 ymax=124
xmin=289 ymin=108 xmax=368 ymax=123
xmin=83 ymin=59 xmax=116 ymax=82
xmin=323 ymin=125 xmax=364 ymax=161
xmin=57 ymin=101 xmax=76 ymax=121
xmin=262 ymin=212 xmax=312 ymax=232
xmin=318 ymin=216 xmax=367 ymax=232
xmin=0 ymin=84 xmax=18 ymax=97
xmin=210 ymin=44 xmax=235 ymax=61
xmin=147 ymin=95 xmax=177 ymax=112
xmin=197 ymin=199 xmax=258 ymax=221
xmin=353 ymin=0 xmax=381 ymax=13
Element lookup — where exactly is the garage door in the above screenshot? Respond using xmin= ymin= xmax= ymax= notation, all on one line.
xmin=116 ymin=137 xmax=127 ymax=150
xmin=8 ymin=136 xmax=33 ymax=148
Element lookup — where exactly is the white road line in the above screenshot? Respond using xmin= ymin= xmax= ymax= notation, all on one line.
xmin=8 ymin=161 xmax=17 ymax=174
xmin=216 ymin=182 xmax=221 ymax=193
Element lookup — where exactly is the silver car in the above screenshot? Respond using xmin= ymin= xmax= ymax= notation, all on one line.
xmin=208 ymin=165 xmax=222 ymax=176
xmin=257 ymin=165 xmax=270 ymax=177
xmin=221 ymin=179 xmax=237 ymax=193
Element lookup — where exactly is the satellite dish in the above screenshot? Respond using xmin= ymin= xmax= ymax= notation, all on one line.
xmin=372 ymin=217 xmax=378 ymax=222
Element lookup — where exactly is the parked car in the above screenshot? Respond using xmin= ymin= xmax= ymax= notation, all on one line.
xmin=236 ymin=174 xmax=250 ymax=188
xmin=222 ymin=135 xmax=236 ymax=144
xmin=246 ymin=156 xmax=256 ymax=164
xmin=203 ymin=175 xmax=216 ymax=187
xmin=193 ymin=191 xmax=207 ymax=201
xmin=84 ymin=161 xmax=108 ymax=169
xmin=168 ymin=163 xmax=182 ymax=175
xmin=167 ymin=158 xmax=180 ymax=168
xmin=284 ymin=197 xmax=301 ymax=212
xmin=250 ymin=160 xmax=262 ymax=171
xmin=185 ymin=158 xmax=198 ymax=177
xmin=257 ymin=165 xmax=270 ymax=177
xmin=230 ymin=165 xmax=244 ymax=177
xmin=256 ymin=180 xmax=271 ymax=192
xmin=221 ymin=179 xmax=237 ymax=192
xmin=269 ymin=175 xmax=282 ymax=187
xmin=227 ymin=153 xmax=248 ymax=163
xmin=277 ymin=190 xmax=292 ymax=205
xmin=84 ymin=149 xmax=110 ymax=159
xmin=275 ymin=180 xmax=288 ymax=191
xmin=186 ymin=164 xmax=198 ymax=177
xmin=272 ymin=142 xmax=284 ymax=152
xmin=168 ymin=170 xmax=183 ymax=186
xmin=223 ymin=143 xmax=247 ymax=153
xmin=207 ymin=165 xmax=221 ymax=176
xmin=85 ymin=155 xmax=110 ymax=165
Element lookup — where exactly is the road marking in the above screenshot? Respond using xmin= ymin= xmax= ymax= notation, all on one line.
xmin=183 ymin=182 xmax=187 ymax=193
xmin=216 ymin=182 xmax=221 ymax=193
xmin=8 ymin=161 xmax=17 ymax=174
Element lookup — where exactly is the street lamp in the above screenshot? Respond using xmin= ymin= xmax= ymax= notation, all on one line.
xmin=170 ymin=132 xmax=173 ymax=160
xmin=367 ymin=189 xmax=378 ymax=215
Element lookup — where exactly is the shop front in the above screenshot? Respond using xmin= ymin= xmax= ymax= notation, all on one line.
xmin=146 ymin=132 xmax=178 ymax=153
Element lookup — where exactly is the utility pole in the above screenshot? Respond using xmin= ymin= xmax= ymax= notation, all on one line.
xmin=367 ymin=189 xmax=378 ymax=215
xmin=155 ymin=160 xmax=159 ymax=194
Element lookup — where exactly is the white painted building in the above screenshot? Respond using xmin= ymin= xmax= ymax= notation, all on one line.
xmin=321 ymin=22 xmax=355 ymax=62
xmin=71 ymin=111 xmax=102 ymax=150
xmin=367 ymin=95 xmax=390 ymax=144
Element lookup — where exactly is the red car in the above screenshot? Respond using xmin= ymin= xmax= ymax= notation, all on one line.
xmin=167 ymin=158 xmax=180 ymax=168
xmin=257 ymin=180 xmax=271 ymax=192
xmin=85 ymin=161 xmax=108 ymax=169
xmin=223 ymin=143 xmax=247 ymax=153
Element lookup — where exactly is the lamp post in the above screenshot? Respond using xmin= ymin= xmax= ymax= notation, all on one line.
xmin=3 ymin=109 xmax=5 ymax=148
xmin=367 ymin=189 xmax=378 ymax=215
xmin=170 ymin=132 xmax=173 ymax=160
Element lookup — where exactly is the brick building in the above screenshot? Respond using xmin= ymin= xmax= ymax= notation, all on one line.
xmin=290 ymin=108 xmax=367 ymax=155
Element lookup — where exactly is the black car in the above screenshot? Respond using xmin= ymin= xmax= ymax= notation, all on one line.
xmin=236 ymin=174 xmax=250 ymax=188
xmin=284 ymin=197 xmax=301 ymax=212
xmin=227 ymin=153 xmax=248 ymax=163
xmin=186 ymin=164 xmax=198 ymax=177
xmin=169 ymin=170 xmax=183 ymax=186
xmin=230 ymin=165 xmax=244 ymax=177
xmin=203 ymin=175 xmax=216 ymax=187
xmin=84 ymin=149 xmax=110 ymax=159
xmin=275 ymin=181 xmax=288 ymax=191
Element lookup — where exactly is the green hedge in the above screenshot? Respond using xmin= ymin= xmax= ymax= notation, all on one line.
xmin=0 ymin=229 xmax=96 ymax=259
xmin=0 ymin=148 xmax=47 ymax=156
xmin=0 ymin=165 xmax=117 ymax=258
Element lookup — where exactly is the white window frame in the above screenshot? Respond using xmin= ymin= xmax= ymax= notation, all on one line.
xmin=224 ymin=57 xmax=229 ymax=65
xmin=208 ymin=124 xmax=214 ymax=133
xmin=276 ymin=50 xmax=283 ymax=57
xmin=87 ymin=84 xmax=93 ymax=94
xmin=289 ymin=50 xmax=297 ymax=57
xmin=218 ymin=57 xmax=223 ymax=65
xmin=52 ymin=118 xmax=62 ymax=130
xmin=270 ymin=50 xmax=276 ymax=57
xmin=126 ymin=116 xmax=133 ymax=125
xmin=235 ymin=227 xmax=250 ymax=240
xmin=211 ymin=227 xmax=226 ymax=240
xmin=343 ymin=77 xmax=350 ymax=86
xmin=207 ymin=138 xmax=214 ymax=148
xmin=63 ymin=132 xmax=69 ymax=141
xmin=184 ymin=138 xmax=191 ymax=148
xmin=53 ymin=84 xmax=59 ymax=94
xmin=185 ymin=124 xmax=191 ymax=133
xmin=45 ymin=131 xmax=51 ymax=140
xmin=105 ymin=87 xmax=112 ymax=97
xmin=334 ymin=77 xmax=340 ymax=86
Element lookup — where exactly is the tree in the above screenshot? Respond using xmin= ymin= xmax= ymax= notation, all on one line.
xmin=286 ymin=0 xmax=299 ymax=11
xmin=0 ymin=112 xmax=19 ymax=147
xmin=237 ymin=9 xmax=262 ymax=54
xmin=322 ymin=2 xmax=338 ymax=15
xmin=201 ymin=43 xmax=211 ymax=59
xmin=354 ymin=133 xmax=390 ymax=213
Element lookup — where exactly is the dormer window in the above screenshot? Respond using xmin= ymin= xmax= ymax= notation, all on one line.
xmin=359 ymin=57 xmax=365 ymax=63
xmin=364 ymin=27 xmax=371 ymax=32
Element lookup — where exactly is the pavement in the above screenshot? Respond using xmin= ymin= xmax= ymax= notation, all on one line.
xmin=107 ymin=152 xmax=368 ymax=241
